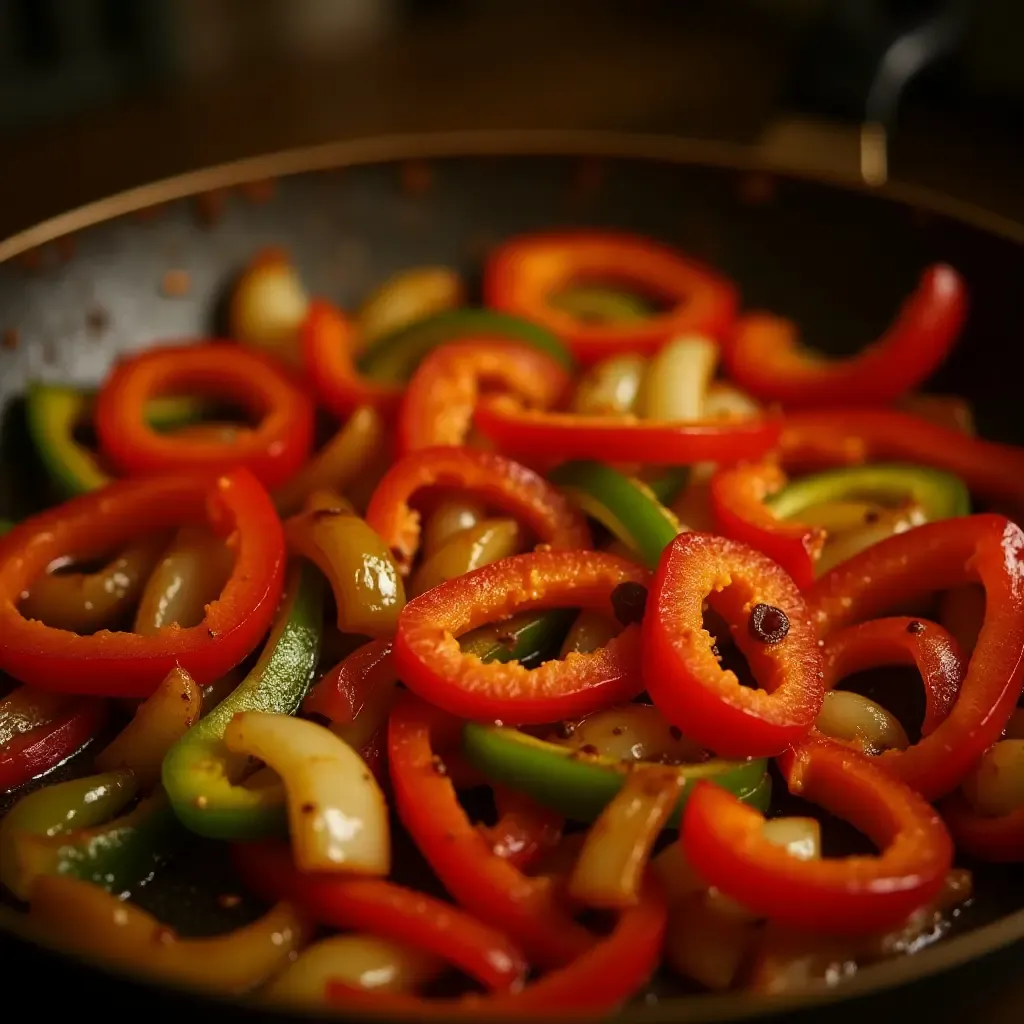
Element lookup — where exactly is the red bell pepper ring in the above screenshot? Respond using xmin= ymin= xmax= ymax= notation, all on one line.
xmin=0 ymin=685 xmax=108 ymax=791
xmin=642 ymin=532 xmax=824 ymax=758
xmin=301 ymin=299 xmax=404 ymax=419
xmin=780 ymin=408 xmax=1024 ymax=516
xmin=365 ymin=446 xmax=591 ymax=576
xmin=807 ymin=514 xmax=1024 ymax=800
xmin=484 ymin=230 xmax=738 ymax=362
xmin=388 ymin=693 xmax=595 ymax=968
xmin=0 ymin=470 xmax=284 ymax=696
xmin=722 ymin=264 xmax=967 ymax=407
xmin=821 ymin=617 xmax=963 ymax=739
xmin=394 ymin=551 xmax=647 ymax=725
xmin=94 ymin=343 xmax=314 ymax=489
xmin=397 ymin=341 xmax=572 ymax=455
xmin=682 ymin=736 xmax=953 ymax=935
xmin=941 ymin=792 xmax=1024 ymax=863
xmin=710 ymin=461 xmax=824 ymax=591
xmin=479 ymin=786 xmax=565 ymax=872
xmin=325 ymin=876 xmax=667 ymax=1018
xmin=473 ymin=394 xmax=782 ymax=468
xmin=231 ymin=839 xmax=527 ymax=993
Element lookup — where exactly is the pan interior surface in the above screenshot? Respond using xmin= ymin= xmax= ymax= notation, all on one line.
xmin=1 ymin=138 xmax=1023 ymax=1023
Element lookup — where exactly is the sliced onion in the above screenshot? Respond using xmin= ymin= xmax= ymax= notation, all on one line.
xmin=639 ymin=335 xmax=717 ymax=422
xmin=357 ymin=267 xmax=464 ymax=349
xmin=961 ymin=739 xmax=1024 ymax=817
xmin=665 ymin=892 xmax=757 ymax=991
xmin=570 ymin=354 xmax=648 ymax=416
xmin=262 ymin=934 xmax=443 ymax=1005
xmin=228 ymin=248 xmax=309 ymax=367
xmin=410 ymin=518 xmax=521 ymax=598
xmin=421 ymin=497 xmax=487 ymax=558
xmin=223 ymin=712 xmax=389 ymax=874
xmin=551 ymin=703 xmax=705 ymax=765
xmin=702 ymin=382 xmax=762 ymax=420
xmin=762 ymin=816 xmax=821 ymax=861
xmin=559 ymin=609 xmax=622 ymax=657
xmin=814 ymin=504 xmax=927 ymax=577
xmin=568 ymin=766 xmax=682 ymax=908
xmin=815 ymin=690 xmax=910 ymax=755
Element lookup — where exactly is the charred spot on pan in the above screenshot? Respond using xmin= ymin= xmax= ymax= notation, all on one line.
xmin=161 ymin=270 xmax=191 ymax=298
xmin=194 ymin=189 xmax=228 ymax=227
xmin=2 ymin=328 xmax=18 ymax=350
xmin=86 ymin=307 xmax=110 ymax=336
xmin=611 ymin=581 xmax=648 ymax=626
xmin=748 ymin=603 xmax=790 ymax=645
xmin=402 ymin=161 xmax=432 ymax=196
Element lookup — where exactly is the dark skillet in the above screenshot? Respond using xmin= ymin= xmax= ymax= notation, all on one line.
xmin=1 ymin=131 xmax=1024 ymax=1024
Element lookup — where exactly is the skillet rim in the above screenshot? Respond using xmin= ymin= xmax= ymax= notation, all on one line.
xmin=1 ymin=128 xmax=1023 ymax=1022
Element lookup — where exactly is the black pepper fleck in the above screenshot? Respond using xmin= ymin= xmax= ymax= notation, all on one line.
xmin=611 ymin=726 xmax=624 ymax=736
xmin=579 ymin=743 xmax=599 ymax=756
xmin=906 ymin=620 xmax=926 ymax=635
xmin=300 ymin=802 xmax=317 ymax=814
xmin=611 ymin=581 xmax=648 ymax=626
xmin=669 ymin=725 xmax=683 ymax=741
xmin=748 ymin=603 xmax=790 ymax=645
xmin=864 ymin=509 xmax=881 ymax=524
xmin=555 ymin=721 xmax=576 ymax=739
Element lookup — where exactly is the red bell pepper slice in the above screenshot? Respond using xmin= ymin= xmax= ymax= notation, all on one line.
xmin=821 ymin=616 xmax=963 ymax=739
xmin=807 ymin=514 xmax=1024 ymax=800
xmin=483 ymin=230 xmax=737 ymax=362
xmin=231 ymin=839 xmax=527 ymax=992
xmin=397 ymin=341 xmax=572 ymax=455
xmin=388 ymin=693 xmax=595 ymax=968
xmin=94 ymin=343 xmax=314 ymax=489
xmin=682 ymin=736 xmax=954 ymax=935
xmin=0 ymin=685 xmax=108 ymax=791
xmin=365 ymin=446 xmax=591 ymax=576
xmin=0 ymin=470 xmax=284 ymax=696
xmin=709 ymin=461 xmax=824 ymax=591
xmin=325 ymin=875 xmax=667 ymax=1017
xmin=642 ymin=532 xmax=824 ymax=758
xmin=301 ymin=299 xmax=404 ymax=419
xmin=393 ymin=551 xmax=646 ymax=724
xmin=473 ymin=395 xmax=781 ymax=467
xmin=941 ymin=792 xmax=1024 ymax=863
xmin=780 ymin=408 xmax=1024 ymax=516
xmin=479 ymin=787 xmax=565 ymax=872
xmin=722 ymin=264 xmax=966 ymax=407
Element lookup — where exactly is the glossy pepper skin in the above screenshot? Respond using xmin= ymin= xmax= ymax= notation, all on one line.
xmin=94 ymin=343 xmax=314 ymax=489
xmin=0 ymin=686 xmax=108 ymax=792
xmin=474 ymin=394 xmax=781 ymax=469
xmin=807 ymin=514 xmax=1024 ymax=800
xmin=779 ymin=408 xmax=1024 ymax=518
xmin=820 ymin=617 xmax=963 ymax=740
xmin=388 ymin=693 xmax=595 ymax=969
xmin=682 ymin=736 xmax=954 ymax=935
xmin=643 ymin=533 xmax=824 ymax=758
xmin=162 ymin=563 xmax=323 ymax=839
xmin=365 ymin=446 xmax=591 ymax=576
xmin=397 ymin=341 xmax=571 ymax=455
xmin=722 ymin=264 xmax=967 ymax=407
xmin=484 ymin=230 xmax=738 ymax=362
xmin=710 ymin=461 xmax=824 ymax=591
xmin=232 ymin=839 xmax=528 ymax=993
xmin=325 ymin=876 xmax=667 ymax=1017
xmin=0 ymin=470 xmax=284 ymax=696
xmin=394 ymin=551 xmax=648 ymax=725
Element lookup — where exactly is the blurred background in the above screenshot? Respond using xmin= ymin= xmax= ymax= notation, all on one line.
xmin=0 ymin=0 xmax=1022 ymax=238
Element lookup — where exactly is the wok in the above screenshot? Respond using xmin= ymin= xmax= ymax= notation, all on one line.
xmin=0 ymin=130 xmax=1023 ymax=1024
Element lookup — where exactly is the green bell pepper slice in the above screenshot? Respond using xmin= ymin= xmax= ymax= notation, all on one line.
xmin=161 ymin=562 xmax=324 ymax=840
xmin=26 ymin=383 xmax=207 ymax=499
xmin=550 ymin=286 xmax=652 ymax=323
xmin=0 ymin=770 xmax=180 ymax=899
xmin=462 ymin=723 xmax=770 ymax=827
xmin=459 ymin=608 xmax=576 ymax=665
xmin=0 ymin=519 xmax=12 ymax=535
xmin=768 ymin=463 xmax=970 ymax=522
xmin=357 ymin=308 xmax=574 ymax=382
xmin=549 ymin=460 xmax=682 ymax=569
xmin=642 ymin=466 xmax=689 ymax=507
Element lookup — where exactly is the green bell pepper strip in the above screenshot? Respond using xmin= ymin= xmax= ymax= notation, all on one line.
xmin=459 ymin=608 xmax=577 ymax=665
xmin=462 ymin=724 xmax=770 ymax=827
xmin=26 ymin=383 xmax=207 ymax=498
xmin=0 ymin=770 xmax=137 ymax=898
xmin=642 ymin=466 xmax=690 ymax=506
xmin=161 ymin=562 xmax=324 ymax=840
xmin=549 ymin=286 xmax=652 ymax=323
xmin=548 ymin=460 xmax=682 ymax=569
xmin=357 ymin=308 xmax=575 ymax=382
xmin=767 ymin=463 xmax=970 ymax=522
xmin=0 ymin=520 xmax=12 ymax=535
